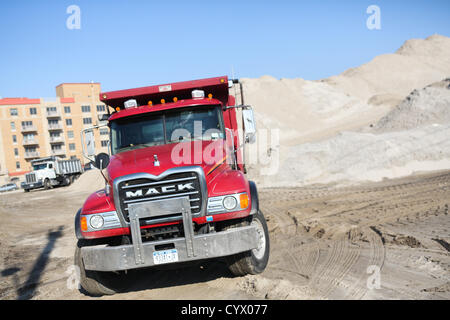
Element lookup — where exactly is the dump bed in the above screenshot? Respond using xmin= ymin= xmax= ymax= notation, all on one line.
xmin=55 ymin=159 xmax=83 ymax=175
xmin=99 ymin=76 xmax=230 ymax=110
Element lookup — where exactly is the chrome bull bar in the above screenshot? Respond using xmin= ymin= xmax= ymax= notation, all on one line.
xmin=128 ymin=197 xmax=195 ymax=265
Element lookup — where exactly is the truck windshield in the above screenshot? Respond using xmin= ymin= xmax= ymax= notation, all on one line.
xmin=32 ymin=164 xmax=48 ymax=170
xmin=110 ymin=106 xmax=224 ymax=154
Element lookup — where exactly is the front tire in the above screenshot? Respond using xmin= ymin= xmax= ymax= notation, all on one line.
xmin=43 ymin=178 xmax=51 ymax=190
xmin=227 ymin=210 xmax=270 ymax=276
xmin=75 ymin=240 xmax=125 ymax=296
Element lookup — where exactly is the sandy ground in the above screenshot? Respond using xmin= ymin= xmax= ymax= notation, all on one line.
xmin=0 ymin=169 xmax=448 ymax=300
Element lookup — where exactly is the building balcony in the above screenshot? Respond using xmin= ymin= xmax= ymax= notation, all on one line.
xmin=46 ymin=110 xmax=61 ymax=118
xmin=50 ymin=148 xmax=66 ymax=156
xmin=49 ymin=136 xmax=64 ymax=144
xmin=48 ymin=123 xmax=63 ymax=131
xmin=22 ymin=139 xmax=39 ymax=146
xmin=24 ymin=151 xmax=40 ymax=159
xmin=21 ymin=125 xmax=38 ymax=133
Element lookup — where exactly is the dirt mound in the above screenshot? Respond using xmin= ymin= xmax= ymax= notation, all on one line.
xmin=68 ymin=169 xmax=106 ymax=193
xmin=246 ymin=35 xmax=450 ymax=187
xmin=374 ymin=79 xmax=450 ymax=132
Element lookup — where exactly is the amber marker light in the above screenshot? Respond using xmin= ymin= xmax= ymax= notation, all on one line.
xmin=240 ymin=193 xmax=249 ymax=209
xmin=161 ymin=99 xmax=165 ymax=104
xmin=148 ymin=101 xmax=153 ymax=107
xmin=80 ymin=216 xmax=88 ymax=232
xmin=115 ymin=107 xmax=120 ymax=112
xmin=173 ymin=97 xmax=178 ymax=102
xmin=208 ymin=93 xmax=213 ymax=100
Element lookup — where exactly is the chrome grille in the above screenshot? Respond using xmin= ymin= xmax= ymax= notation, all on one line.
xmin=117 ymin=172 xmax=202 ymax=222
xmin=25 ymin=173 xmax=37 ymax=184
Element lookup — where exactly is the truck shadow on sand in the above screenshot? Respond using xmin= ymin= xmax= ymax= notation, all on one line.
xmin=81 ymin=259 xmax=234 ymax=297
xmin=10 ymin=226 xmax=64 ymax=300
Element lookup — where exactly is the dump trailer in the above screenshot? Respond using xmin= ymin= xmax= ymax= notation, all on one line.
xmin=22 ymin=156 xmax=83 ymax=192
xmin=75 ymin=76 xmax=270 ymax=296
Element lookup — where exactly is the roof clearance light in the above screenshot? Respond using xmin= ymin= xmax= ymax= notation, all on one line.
xmin=161 ymin=99 xmax=166 ymax=104
xmin=148 ymin=101 xmax=153 ymax=107
xmin=192 ymin=90 xmax=205 ymax=99
xmin=208 ymin=93 xmax=213 ymax=100
xmin=115 ymin=107 xmax=120 ymax=112
xmin=173 ymin=97 xmax=178 ymax=102
xmin=124 ymin=99 xmax=137 ymax=109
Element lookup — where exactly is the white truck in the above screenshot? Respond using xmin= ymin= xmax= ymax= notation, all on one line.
xmin=21 ymin=156 xmax=83 ymax=192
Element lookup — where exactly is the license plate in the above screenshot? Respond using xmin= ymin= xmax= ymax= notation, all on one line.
xmin=30 ymin=184 xmax=34 ymax=187
xmin=153 ymin=249 xmax=178 ymax=265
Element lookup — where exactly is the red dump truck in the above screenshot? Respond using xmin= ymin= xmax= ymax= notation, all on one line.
xmin=75 ymin=76 xmax=269 ymax=295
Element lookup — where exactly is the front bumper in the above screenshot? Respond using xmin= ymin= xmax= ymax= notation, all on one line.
xmin=81 ymin=225 xmax=258 ymax=271
xmin=81 ymin=196 xmax=259 ymax=271
xmin=21 ymin=181 xmax=43 ymax=190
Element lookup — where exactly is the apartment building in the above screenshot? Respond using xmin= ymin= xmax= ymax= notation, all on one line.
xmin=0 ymin=83 xmax=111 ymax=183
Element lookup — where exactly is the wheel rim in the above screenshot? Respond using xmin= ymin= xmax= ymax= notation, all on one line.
xmin=251 ymin=218 xmax=266 ymax=260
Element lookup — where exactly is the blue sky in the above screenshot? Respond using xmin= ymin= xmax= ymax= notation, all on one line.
xmin=0 ymin=0 xmax=449 ymax=98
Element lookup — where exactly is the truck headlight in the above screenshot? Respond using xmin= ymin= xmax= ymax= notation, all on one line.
xmin=223 ymin=196 xmax=238 ymax=210
xmin=90 ymin=215 xmax=104 ymax=229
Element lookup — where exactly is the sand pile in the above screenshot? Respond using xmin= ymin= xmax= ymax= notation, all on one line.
xmin=68 ymin=169 xmax=106 ymax=193
xmin=249 ymin=79 xmax=450 ymax=187
xmin=245 ymin=34 xmax=450 ymax=187
xmin=240 ymin=35 xmax=450 ymax=147
xmin=373 ymin=79 xmax=450 ymax=132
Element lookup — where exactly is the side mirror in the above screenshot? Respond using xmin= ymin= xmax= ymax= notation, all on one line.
xmin=98 ymin=114 xmax=109 ymax=122
xmin=85 ymin=130 xmax=96 ymax=157
xmin=94 ymin=153 xmax=110 ymax=170
xmin=242 ymin=108 xmax=256 ymax=144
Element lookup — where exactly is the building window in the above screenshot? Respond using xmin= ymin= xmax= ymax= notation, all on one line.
xmin=22 ymin=121 xmax=33 ymax=127
xmin=10 ymin=108 xmax=18 ymax=116
xmin=69 ymin=143 xmax=76 ymax=151
xmin=10 ymin=122 xmax=16 ymax=130
xmin=12 ymin=135 xmax=17 ymax=143
xmin=66 ymin=119 xmax=72 ymax=126
xmin=30 ymin=107 xmax=37 ymax=115
xmin=16 ymin=162 xmax=20 ymax=169
xmin=100 ymin=128 xmax=109 ymax=135
xmin=101 ymin=140 xmax=109 ymax=147
xmin=24 ymin=133 xmax=35 ymax=141
xmin=64 ymin=106 xmax=71 ymax=114
xmin=14 ymin=148 xmax=19 ymax=156
xmin=96 ymin=105 xmax=106 ymax=112
xmin=82 ymin=105 xmax=91 ymax=113
xmin=83 ymin=117 xmax=92 ymax=125
xmin=47 ymin=106 xmax=57 ymax=112
xmin=67 ymin=131 xmax=74 ymax=139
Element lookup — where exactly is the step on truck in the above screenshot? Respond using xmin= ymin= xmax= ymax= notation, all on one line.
xmin=75 ymin=76 xmax=270 ymax=296
xmin=22 ymin=156 xmax=83 ymax=192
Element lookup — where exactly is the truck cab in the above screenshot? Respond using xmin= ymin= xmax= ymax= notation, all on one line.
xmin=75 ymin=76 xmax=269 ymax=296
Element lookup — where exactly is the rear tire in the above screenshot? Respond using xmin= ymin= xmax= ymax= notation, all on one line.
xmin=227 ymin=210 xmax=270 ymax=276
xmin=75 ymin=239 xmax=126 ymax=296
